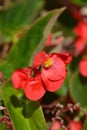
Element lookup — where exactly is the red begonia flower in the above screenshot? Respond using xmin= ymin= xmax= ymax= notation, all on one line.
xmin=73 ymin=21 xmax=87 ymax=53
xmin=74 ymin=38 xmax=85 ymax=52
xmin=71 ymin=10 xmax=82 ymax=21
xmin=45 ymin=34 xmax=64 ymax=47
xmin=0 ymin=72 xmax=2 ymax=79
xmin=79 ymin=58 xmax=87 ymax=77
xmin=33 ymin=52 xmax=70 ymax=92
xmin=51 ymin=36 xmax=64 ymax=46
xmin=45 ymin=33 xmax=53 ymax=47
xmin=11 ymin=67 xmax=32 ymax=89
xmin=67 ymin=121 xmax=82 ymax=130
xmin=24 ymin=73 xmax=46 ymax=101
xmin=74 ymin=21 xmax=87 ymax=40
xmin=12 ymin=51 xmax=72 ymax=101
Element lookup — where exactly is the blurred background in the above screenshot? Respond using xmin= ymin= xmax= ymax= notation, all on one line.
xmin=0 ymin=0 xmax=87 ymax=130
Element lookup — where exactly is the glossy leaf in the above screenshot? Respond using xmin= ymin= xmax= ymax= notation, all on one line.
xmin=0 ymin=0 xmax=43 ymax=42
xmin=0 ymin=8 xmax=65 ymax=79
xmin=69 ymin=72 xmax=87 ymax=107
xmin=1 ymin=81 xmax=47 ymax=130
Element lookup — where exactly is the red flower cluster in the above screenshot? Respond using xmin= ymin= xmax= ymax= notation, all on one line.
xmin=12 ymin=51 xmax=72 ymax=101
xmin=67 ymin=121 xmax=82 ymax=130
xmin=73 ymin=21 xmax=87 ymax=53
xmin=49 ymin=121 xmax=82 ymax=130
xmin=79 ymin=58 xmax=87 ymax=77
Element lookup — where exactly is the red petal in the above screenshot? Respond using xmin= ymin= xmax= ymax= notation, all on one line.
xmin=41 ymin=71 xmax=66 ymax=92
xmin=74 ymin=21 xmax=87 ymax=40
xmin=33 ymin=51 xmax=49 ymax=68
xmin=79 ymin=58 xmax=87 ymax=77
xmin=11 ymin=67 xmax=32 ymax=89
xmin=24 ymin=75 xmax=46 ymax=101
xmin=42 ymin=54 xmax=66 ymax=81
xmin=51 ymin=53 xmax=72 ymax=65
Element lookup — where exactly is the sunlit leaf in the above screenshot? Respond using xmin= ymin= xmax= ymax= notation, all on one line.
xmin=0 ymin=8 xmax=65 ymax=79
xmin=69 ymin=72 xmax=87 ymax=107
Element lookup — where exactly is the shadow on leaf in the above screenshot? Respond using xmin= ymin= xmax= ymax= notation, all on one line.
xmin=11 ymin=95 xmax=40 ymax=118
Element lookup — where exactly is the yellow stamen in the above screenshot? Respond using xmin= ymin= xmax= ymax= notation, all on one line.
xmin=44 ymin=58 xmax=53 ymax=67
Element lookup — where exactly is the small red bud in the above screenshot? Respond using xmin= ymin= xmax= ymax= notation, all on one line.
xmin=0 ymin=72 xmax=2 ymax=79
xmin=49 ymin=120 xmax=61 ymax=130
xmin=79 ymin=58 xmax=87 ymax=77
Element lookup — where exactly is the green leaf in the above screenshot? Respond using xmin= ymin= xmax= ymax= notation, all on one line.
xmin=0 ymin=8 xmax=65 ymax=79
xmin=1 ymin=81 xmax=47 ymax=130
xmin=83 ymin=119 xmax=87 ymax=130
xmin=70 ymin=0 xmax=87 ymax=6
xmin=0 ymin=124 xmax=9 ymax=130
xmin=69 ymin=72 xmax=87 ymax=107
xmin=0 ymin=0 xmax=43 ymax=42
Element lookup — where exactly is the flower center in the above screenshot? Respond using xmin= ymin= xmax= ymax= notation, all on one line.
xmin=44 ymin=58 xmax=53 ymax=67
